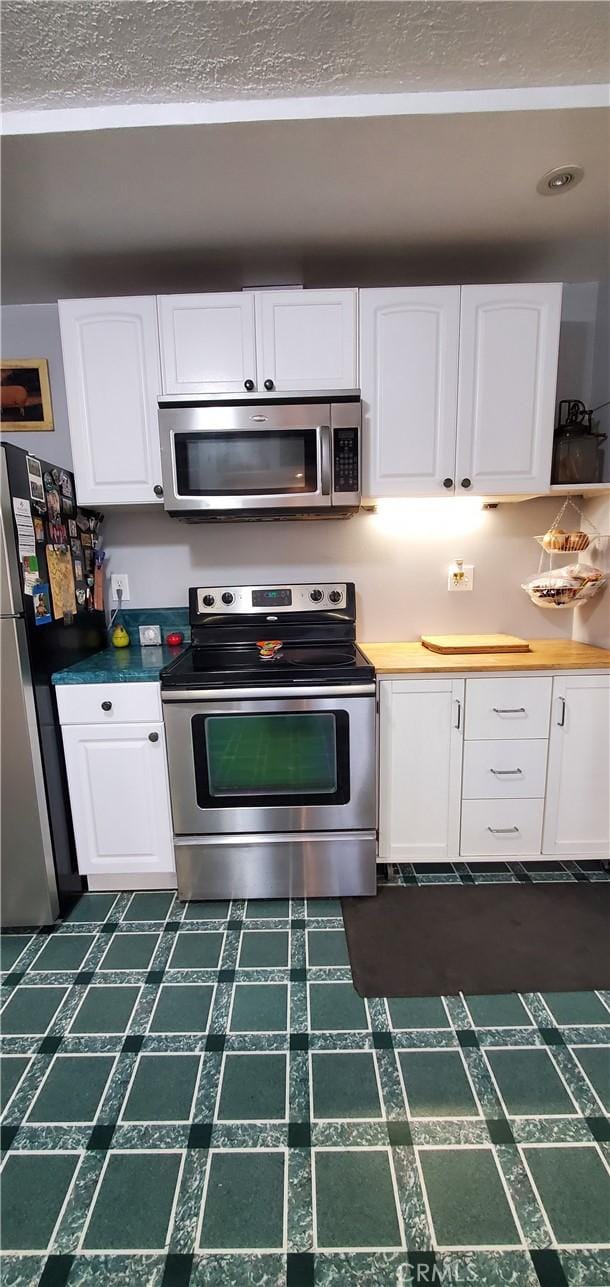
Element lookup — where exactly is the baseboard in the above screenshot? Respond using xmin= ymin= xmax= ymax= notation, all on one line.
xmin=86 ymin=873 xmax=178 ymax=891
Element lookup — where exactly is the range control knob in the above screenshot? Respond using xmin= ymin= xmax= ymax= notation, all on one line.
xmin=221 ymin=591 xmax=234 ymax=606
xmin=328 ymin=590 xmax=342 ymax=604
xmin=309 ymin=588 xmax=324 ymax=603
xmin=202 ymin=594 xmax=215 ymax=608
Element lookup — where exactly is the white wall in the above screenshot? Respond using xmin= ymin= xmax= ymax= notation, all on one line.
xmin=1 ymin=303 xmax=73 ymax=469
xmin=103 ymin=497 xmax=575 ymax=642
xmin=571 ymin=495 xmax=610 ymax=649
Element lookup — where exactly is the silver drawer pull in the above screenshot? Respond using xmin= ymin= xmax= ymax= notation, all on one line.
xmin=490 ymin=768 xmax=522 ymax=776
xmin=492 ymin=707 xmax=526 ymax=714
xmin=488 ymin=825 xmax=520 ymax=834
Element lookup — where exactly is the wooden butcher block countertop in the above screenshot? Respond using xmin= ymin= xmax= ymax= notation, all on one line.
xmin=358 ymin=638 xmax=610 ymax=675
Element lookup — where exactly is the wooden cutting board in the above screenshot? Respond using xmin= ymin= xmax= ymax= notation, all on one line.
xmin=421 ymin=633 xmax=531 ymax=654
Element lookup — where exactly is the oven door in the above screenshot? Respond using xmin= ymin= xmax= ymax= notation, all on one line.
xmin=162 ymin=685 xmax=376 ymax=835
xmin=159 ymin=402 xmax=332 ymax=513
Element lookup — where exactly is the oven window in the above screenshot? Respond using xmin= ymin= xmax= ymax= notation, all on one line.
xmin=174 ymin=431 xmax=318 ymax=496
xmin=192 ymin=710 xmax=350 ymax=808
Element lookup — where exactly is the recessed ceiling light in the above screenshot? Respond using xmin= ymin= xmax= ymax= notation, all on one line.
xmin=536 ymin=164 xmax=584 ymax=195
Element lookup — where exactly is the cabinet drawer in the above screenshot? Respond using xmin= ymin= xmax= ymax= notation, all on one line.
xmin=465 ymin=677 xmax=552 ymax=740
xmin=460 ymin=798 xmax=544 ymax=857
xmin=462 ymin=739 xmax=548 ymax=799
xmin=56 ymin=682 xmax=162 ymax=726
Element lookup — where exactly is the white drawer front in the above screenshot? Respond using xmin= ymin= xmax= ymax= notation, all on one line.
xmin=56 ymin=682 xmax=162 ymax=726
xmin=465 ymin=677 xmax=552 ymax=740
xmin=462 ymin=739 xmax=548 ymax=800
xmin=461 ymin=798 xmax=544 ymax=857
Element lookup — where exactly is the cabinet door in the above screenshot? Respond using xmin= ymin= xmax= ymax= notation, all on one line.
xmin=59 ymin=297 xmax=163 ymax=505
xmin=255 ymin=289 xmax=357 ymax=391
xmin=360 ymin=287 xmax=460 ymax=496
xmin=379 ymin=678 xmax=464 ymax=862
xmin=542 ymin=674 xmax=610 ymax=857
xmin=456 ymin=283 xmax=562 ymax=495
xmin=61 ymin=723 xmax=175 ymax=875
xmin=158 ymin=292 xmax=257 ymax=394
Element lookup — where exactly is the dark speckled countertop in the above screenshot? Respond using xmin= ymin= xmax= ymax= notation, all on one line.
xmin=52 ymin=644 xmax=188 ymax=685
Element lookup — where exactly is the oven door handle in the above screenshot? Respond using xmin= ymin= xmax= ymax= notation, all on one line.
xmin=319 ymin=424 xmax=332 ymax=496
xmin=162 ymin=683 xmax=376 ymax=701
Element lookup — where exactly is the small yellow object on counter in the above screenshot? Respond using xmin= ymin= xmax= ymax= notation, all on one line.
xmin=111 ymin=624 xmax=130 ymax=648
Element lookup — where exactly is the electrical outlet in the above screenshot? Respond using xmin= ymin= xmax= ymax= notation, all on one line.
xmin=110 ymin=573 xmax=130 ymax=602
xmin=448 ymin=564 xmax=474 ymax=592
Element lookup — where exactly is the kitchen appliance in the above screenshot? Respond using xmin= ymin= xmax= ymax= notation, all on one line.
xmin=551 ymin=399 xmax=607 ymax=485
xmin=158 ymin=393 xmax=361 ymax=520
xmin=1 ymin=444 xmax=106 ymax=926
xmin=161 ymin=582 xmax=376 ymax=898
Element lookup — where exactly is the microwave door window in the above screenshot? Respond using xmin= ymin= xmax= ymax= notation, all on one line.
xmin=192 ymin=711 xmax=351 ymax=808
xmin=174 ymin=431 xmax=318 ymax=496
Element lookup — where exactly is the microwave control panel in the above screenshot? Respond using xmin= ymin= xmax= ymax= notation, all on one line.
xmin=333 ymin=428 xmax=359 ymax=493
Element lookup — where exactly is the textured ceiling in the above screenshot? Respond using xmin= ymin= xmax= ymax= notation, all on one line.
xmin=2 ymin=106 xmax=608 ymax=302
xmin=2 ymin=1 xmax=609 ymax=112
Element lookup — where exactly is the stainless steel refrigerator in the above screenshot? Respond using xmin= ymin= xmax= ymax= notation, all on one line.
xmin=1 ymin=443 xmax=106 ymax=926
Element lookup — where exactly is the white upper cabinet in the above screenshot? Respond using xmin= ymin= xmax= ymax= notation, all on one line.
xmin=59 ymin=297 xmax=163 ymax=505
xmin=360 ymin=287 xmax=460 ymax=496
xmin=157 ymin=288 xmax=357 ymax=394
xmin=456 ymin=283 xmax=562 ymax=495
xmin=255 ymin=289 xmax=358 ymax=391
xmin=158 ymin=292 xmax=257 ymax=394
xmin=542 ymin=674 xmax=610 ymax=857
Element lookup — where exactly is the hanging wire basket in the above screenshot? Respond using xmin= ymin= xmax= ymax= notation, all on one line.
xmin=534 ymin=497 xmax=609 ymax=553
xmin=524 ymin=499 xmax=608 ymax=609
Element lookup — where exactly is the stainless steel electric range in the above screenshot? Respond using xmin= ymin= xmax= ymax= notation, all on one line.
xmin=160 ymin=582 xmax=376 ymax=900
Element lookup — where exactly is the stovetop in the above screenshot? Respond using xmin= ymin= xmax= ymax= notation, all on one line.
xmin=161 ymin=581 xmax=374 ymax=689
xmin=160 ymin=642 xmax=375 ymax=689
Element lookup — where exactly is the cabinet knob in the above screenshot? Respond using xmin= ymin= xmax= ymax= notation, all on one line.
xmin=264 ymin=378 xmax=275 ymax=391
xmin=442 ymin=478 xmax=453 ymax=489
xmin=101 ymin=700 xmax=112 ymax=711
xmin=461 ymin=478 xmax=472 ymax=489
xmin=148 ymin=731 xmax=159 ymax=742
xmin=153 ymin=484 xmax=164 ymax=497
xmin=244 ymin=379 xmax=255 ymax=391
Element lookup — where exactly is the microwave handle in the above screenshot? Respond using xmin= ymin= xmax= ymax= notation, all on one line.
xmin=320 ymin=425 xmax=332 ymax=496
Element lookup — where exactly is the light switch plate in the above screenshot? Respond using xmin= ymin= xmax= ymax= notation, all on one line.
xmin=139 ymin=624 xmax=162 ymax=646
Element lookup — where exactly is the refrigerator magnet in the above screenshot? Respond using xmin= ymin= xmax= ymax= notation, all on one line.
xmin=32 ymin=583 xmax=52 ymax=625
xmin=26 ymin=456 xmax=45 ymax=505
xmin=59 ymin=470 xmax=74 ymax=502
xmin=45 ymin=483 xmax=61 ymax=523
xmin=33 ymin=516 xmax=45 ymax=543
xmin=48 ymin=519 xmax=67 ymax=546
xmin=22 ymin=554 xmax=39 ymax=595
xmin=73 ymin=557 xmax=83 ymax=582
xmin=68 ymin=519 xmax=78 ymax=538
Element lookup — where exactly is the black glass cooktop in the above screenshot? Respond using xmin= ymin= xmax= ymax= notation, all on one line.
xmin=161 ymin=643 xmax=375 ymax=689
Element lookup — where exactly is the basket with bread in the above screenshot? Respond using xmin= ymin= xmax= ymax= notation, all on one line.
xmin=538 ymin=527 xmax=590 ymax=552
xmin=522 ymin=563 xmax=607 ymax=609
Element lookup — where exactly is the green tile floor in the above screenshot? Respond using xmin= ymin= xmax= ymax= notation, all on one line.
xmin=1 ymin=860 xmax=609 ymax=1285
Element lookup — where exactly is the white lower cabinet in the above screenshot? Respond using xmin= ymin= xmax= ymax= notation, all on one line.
xmin=378 ymin=678 xmax=464 ymax=862
xmin=62 ymin=723 xmax=175 ymax=876
xmin=379 ymin=670 xmax=610 ymax=863
xmin=58 ymin=683 xmax=175 ymax=877
xmin=461 ymin=798 xmax=544 ymax=858
xmin=542 ymin=674 xmax=610 ymax=857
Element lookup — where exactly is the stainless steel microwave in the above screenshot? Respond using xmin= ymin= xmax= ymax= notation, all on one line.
xmin=157 ymin=393 xmax=361 ymax=520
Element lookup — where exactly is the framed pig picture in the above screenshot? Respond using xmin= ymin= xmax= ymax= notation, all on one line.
xmin=1 ymin=359 xmax=54 ymax=431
